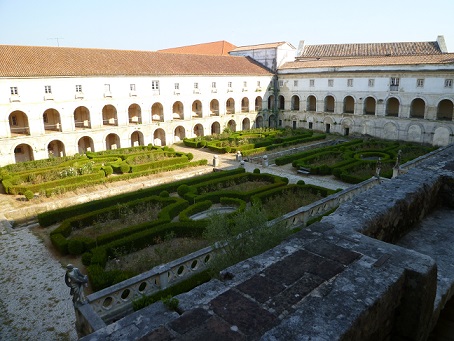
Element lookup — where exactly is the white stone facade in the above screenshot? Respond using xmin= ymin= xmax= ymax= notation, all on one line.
xmin=0 ymin=74 xmax=273 ymax=166
xmin=276 ymin=63 xmax=454 ymax=145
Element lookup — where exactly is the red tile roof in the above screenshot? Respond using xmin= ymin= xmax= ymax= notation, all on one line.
xmin=158 ymin=41 xmax=236 ymax=56
xmin=0 ymin=45 xmax=272 ymax=77
xmin=280 ymin=53 xmax=454 ymax=70
xmin=298 ymin=41 xmax=443 ymax=60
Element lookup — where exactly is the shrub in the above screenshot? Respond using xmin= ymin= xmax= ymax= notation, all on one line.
xmin=253 ymin=168 xmax=260 ymax=174
xmin=160 ymin=190 xmax=169 ymax=198
xmin=187 ymin=153 xmax=194 ymax=161
xmin=24 ymin=190 xmax=34 ymax=201
xmin=120 ymin=163 xmax=131 ymax=174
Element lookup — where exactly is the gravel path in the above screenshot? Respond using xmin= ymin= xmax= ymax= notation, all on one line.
xmin=0 ymin=226 xmax=78 ymax=341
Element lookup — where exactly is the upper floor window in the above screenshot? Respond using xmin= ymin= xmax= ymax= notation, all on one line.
xmin=174 ymin=83 xmax=179 ymax=90
xmin=309 ymin=79 xmax=315 ymax=87
xmin=390 ymin=77 xmax=399 ymax=91
xmin=368 ymin=79 xmax=375 ymax=87
xmin=294 ymin=80 xmax=298 ymax=87
xmin=416 ymin=79 xmax=424 ymax=88
xmin=104 ymin=84 xmax=111 ymax=92
xmin=212 ymin=82 xmax=216 ymax=88
xmin=151 ymin=80 xmax=159 ymax=90
xmin=278 ymin=80 xmax=284 ymax=87
xmin=227 ymin=81 xmax=232 ymax=88
xmin=257 ymin=81 xmax=261 ymax=87
xmin=347 ymin=79 xmax=353 ymax=87
xmin=194 ymin=82 xmax=199 ymax=89
xmin=76 ymin=85 xmax=82 ymax=93
xmin=445 ymin=79 xmax=453 ymax=88
xmin=10 ymin=86 xmax=18 ymax=95
xmin=243 ymin=81 xmax=247 ymax=87
xmin=45 ymin=85 xmax=52 ymax=94
xmin=328 ymin=79 xmax=334 ymax=87
xmin=130 ymin=84 xmax=136 ymax=91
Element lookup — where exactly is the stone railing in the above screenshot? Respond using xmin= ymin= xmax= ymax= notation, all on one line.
xmin=76 ymin=176 xmax=381 ymax=335
xmin=269 ymin=177 xmax=381 ymax=228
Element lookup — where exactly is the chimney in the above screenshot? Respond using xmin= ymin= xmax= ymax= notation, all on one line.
xmin=437 ymin=35 xmax=448 ymax=53
xmin=297 ymin=40 xmax=305 ymax=57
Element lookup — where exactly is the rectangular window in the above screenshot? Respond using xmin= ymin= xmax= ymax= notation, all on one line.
xmin=130 ymin=84 xmax=136 ymax=91
xmin=328 ymin=79 xmax=334 ymax=87
xmin=243 ymin=81 xmax=247 ymax=87
xmin=368 ymin=79 xmax=375 ymax=87
xmin=391 ymin=77 xmax=400 ymax=86
xmin=212 ymin=82 xmax=216 ymax=88
xmin=227 ymin=81 xmax=232 ymax=88
xmin=309 ymin=79 xmax=315 ymax=87
xmin=10 ymin=86 xmax=18 ymax=95
xmin=151 ymin=80 xmax=159 ymax=90
xmin=278 ymin=80 xmax=284 ymax=87
xmin=294 ymin=80 xmax=298 ymax=87
xmin=104 ymin=84 xmax=111 ymax=92
xmin=194 ymin=82 xmax=199 ymax=89
xmin=416 ymin=79 xmax=424 ymax=88
xmin=445 ymin=79 xmax=453 ymax=88
xmin=76 ymin=85 xmax=82 ymax=93
xmin=257 ymin=81 xmax=261 ymax=87
xmin=174 ymin=83 xmax=179 ymax=90
xmin=347 ymin=79 xmax=353 ymax=87
xmin=45 ymin=85 xmax=52 ymax=94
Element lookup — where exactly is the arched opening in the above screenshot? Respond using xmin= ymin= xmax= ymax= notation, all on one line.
xmin=255 ymin=96 xmax=263 ymax=112
xmin=324 ymin=96 xmax=335 ymax=113
xmin=256 ymin=116 xmax=264 ymax=128
xmin=193 ymin=124 xmax=204 ymax=137
xmin=269 ymin=115 xmax=276 ymax=128
xmin=43 ymin=108 xmax=62 ymax=132
xmin=152 ymin=102 xmax=164 ymax=122
xmin=172 ymin=101 xmax=184 ymax=120
xmin=268 ymin=95 xmax=275 ymax=110
xmin=278 ymin=95 xmax=285 ymax=110
xmin=78 ymin=136 xmax=94 ymax=153
xmin=437 ymin=99 xmax=454 ymax=121
xmin=226 ymin=98 xmax=235 ymax=114
xmin=227 ymin=119 xmax=236 ymax=132
xmin=47 ymin=140 xmax=65 ymax=158
xmin=128 ymin=104 xmax=142 ymax=124
xmin=131 ymin=131 xmax=144 ymax=147
xmin=291 ymin=95 xmax=300 ymax=111
xmin=343 ymin=96 xmax=355 ymax=114
xmin=242 ymin=118 xmax=251 ymax=130
xmin=9 ymin=111 xmax=30 ymax=136
xmin=106 ymin=133 xmax=120 ymax=150
xmin=102 ymin=105 xmax=118 ymax=126
xmin=211 ymin=122 xmax=221 ymax=135
xmin=386 ymin=97 xmax=400 ymax=117
xmin=153 ymin=128 xmax=166 ymax=146
xmin=364 ymin=97 xmax=376 ymax=115
xmin=241 ymin=97 xmax=249 ymax=113
xmin=410 ymin=98 xmax=425 ymax=119
xmin=74 ymin=106 xmax=91 ymax=129
xmin=192 ymin=100 xmax=202 ymax=118
xmin=307 ymin=95 xmax=316 ymax=112
xmin=210 ymin=99 xmax=219 ymax=116
xmin=14 ymin=143 xmax=33 ymax=163
xmin=174 ymin=126 xmax=186 ymax=142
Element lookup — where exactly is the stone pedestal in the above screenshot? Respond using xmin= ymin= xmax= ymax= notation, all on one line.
xmin=213 ymin=155 xmax=219 ymax=167
xmin=262 ymin=155 xmax=268 ymax=167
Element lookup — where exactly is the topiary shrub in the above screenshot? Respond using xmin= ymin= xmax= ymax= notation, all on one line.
xmin=187 ymin=153 xmax=194 ymax=161
xmin=177 ymin=184 xmax=190 ymax=197
xmin=24 ymin=190 xmax=34 ymax=201
xmin=160 ymin=190 xmax=169 ymax=198
xmin=103 ymin=165 xmax=113 ymax=176
xmin=120 ymin=163 xmax=131 ymax=174
xmin=253 ymin=168 xmax=260 ymax=174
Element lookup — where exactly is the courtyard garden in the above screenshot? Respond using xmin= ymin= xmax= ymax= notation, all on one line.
xmin=0 ymin=145 xmax=206 ymax=197
xmin=38 ymin=167 xmax=337 ymax=295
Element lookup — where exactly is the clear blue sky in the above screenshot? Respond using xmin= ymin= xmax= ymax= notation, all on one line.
xmin=1 ymin=0 xmax=453 ymax=52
